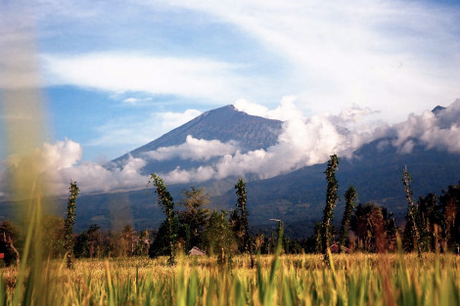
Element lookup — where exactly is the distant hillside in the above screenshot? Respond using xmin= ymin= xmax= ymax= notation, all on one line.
xmin=58 ymin=138 xmax=459 ymax=237
xmin=236 ymin=138 xmax=460 ymax=238
xmin=73 ymin=105 xmax=460 ymax=238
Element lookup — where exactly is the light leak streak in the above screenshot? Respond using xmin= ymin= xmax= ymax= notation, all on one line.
xmin=0 ymin=6 xmax=52 ymax=207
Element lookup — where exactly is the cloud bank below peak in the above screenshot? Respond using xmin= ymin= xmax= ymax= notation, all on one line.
xmin=143 ymin=98 xmax=460 ymax=184
xmin=1 ymin=98 xmax=460 ymax=196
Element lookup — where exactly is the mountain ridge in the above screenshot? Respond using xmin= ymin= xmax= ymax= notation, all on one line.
xmin=2 ymin=102 xmax=460 ymax=238
xmin=115 ymin=105 xmax=283 ymax=162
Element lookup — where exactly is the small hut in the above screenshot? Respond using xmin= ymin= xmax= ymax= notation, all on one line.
xmin=188 ymin=246 xmax=206 ymax=256
xmin=330 ymin=242 xmax=350 ymax=254
xmin=330 ymin=242 xmax=340 ymax=253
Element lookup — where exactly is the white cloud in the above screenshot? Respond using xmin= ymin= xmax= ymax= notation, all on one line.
xmin=143 ymin=135 xmax=239 ymax=161
xmin=161 ymin=166 xmax=216 ymax=185
xmin=234 ymin=99 xmax=270 ymax=118
xmin=151 ymin=98 xmax=460 ymax=185
xmin=2 ymin=99 xmax=460 ymax=193
xmin=160 ymin=109 xmax=202 ymax=131
xmin=0 ymin=139 xmax=150 ymax=196
xmin=4 ymin=139 xmax=82 ymax=175
xmin=153 ymin=98 xmax=384 ymax=184
xmin=147 ymin=0 xmax=460 ymax=122
xmin=392 ymin=99 xmax=460 ymax=153
xmin=235 ymin=96 xmax=302 ymax=121
xmin=42 ymin=53 xmax=245 ymax=101
xmin=123 ymin=97 xmax=141 ymax=104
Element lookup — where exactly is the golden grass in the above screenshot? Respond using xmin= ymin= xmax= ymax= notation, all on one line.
xmin=1 ymin=252 xmax=460 ymax=305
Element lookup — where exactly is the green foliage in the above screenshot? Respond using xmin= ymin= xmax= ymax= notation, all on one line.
xmin=402 ymin=166 xmax=422 ymax=255
xmin=177 ymin=186 xmax=210 ymax=250
xmin=350 ymin=203 xmax=390 ymax=252
xmin=121 ymin=225 xmax=136 ymax=256
xmin=321 ymin=154 xmax=339 ymax=265
xmin=338 ymin=185 xmax=357 ymax=252
xmin=42 ymin=215 xmax=65 ymax=258
xmin=0 ymin=221 xmax=22 ymax=267
xmin=439 ymin=184 xmax=460 ymax=251
xmin=148 ymin=174 xmax=178 ymax=265
xmin=380 ymin=206 xmax=399 ymax=252
xmin=73 ymin=231 xmax=89 ymax=258
xmin=202 ymin=210 xmax=236 ymax=265
xmin=64 ymin=181 xmax=79 ymax=268
xmin=149 ymin=219 xmax=178 ymax=258
xmin=311 ymin=222 xmax=322 ymax=253
xmin=74 ymin=224 xmax=102 ymax=258
xmin=231 ymin=178 xmax=250 ymax=253
xmin=134 ymin=230 xmax=150 ymax=256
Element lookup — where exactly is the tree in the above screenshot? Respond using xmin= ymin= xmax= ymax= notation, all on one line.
xmin=402 ymin=166 xmax=422 ymax=255
xmin=0 ymin=221 xmax=21 ymax=266
xmin=73 ymin=224 xmax=104 ymax=258
xmin=321 ymin=154 xmax=339 ymax=266
xmin=87 ymin=224 xmax=102 ymax=258
xmin=230 ymin=178 xmax=250 ymax=253
xmin=149 ymin=221 xmax=175 ymax=258
xmin=440 ymin=183 xmax=460 ymax=251
xmin=121 ymin=225 xmax=137 ymax=256
xmin=64 ymin=181 xmax=79 ymax=268
xmin=253 ymin=233 xmax=265 ymax=254
xmin=177 ymin=187 xmax=210 ymax=250
xmin=148 ymin=174 xmax=178 ymax=265
xmin=417 ymin=192 xmax=441 ymax=251
xmin=338 ymin=186 xmax=357 ymax=252
xmin=134 ymin=230 xmax=150 ymax=256
xmin=202 ymin=210 xmax=236 ymax=265
xmin=74 ymin=231 xmax=89 ymax=258
xmin=351 ymin=203 xmax=387 ymax=252
xmin=382 ymin=207 xmax=398 ymax=252
xmin=313 ymin=222 xmax=322 ymax=253
xmin=42 ymin=215 xmax=65 ymax=258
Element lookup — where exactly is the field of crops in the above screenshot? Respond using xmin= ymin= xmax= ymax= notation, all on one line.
xmin=1 ymin=251 xmax=460 ymax=306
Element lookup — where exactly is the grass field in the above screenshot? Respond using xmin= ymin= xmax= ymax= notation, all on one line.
xmin=1 ymin=252 xmax=460 ymax=305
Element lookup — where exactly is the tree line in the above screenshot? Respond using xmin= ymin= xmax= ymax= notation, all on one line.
xmin=1 ymin=154 xmax=460 ymax=267
xmin=312 ymin=155 xmax=460 ymax=261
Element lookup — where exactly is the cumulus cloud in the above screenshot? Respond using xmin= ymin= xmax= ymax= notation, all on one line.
xmin=0 ymin=139 xmax=149 ymax=196
xmin=143 ymin=135 xmax=239 ymax=161
xmin=155 ymin=98 xmax=385 ymax=184
xmin=152 ymin=98 xmax=460 ymax=185
xmin=391 ymin=99 xmax=460 ymax=153
xmin=235 ymin=96 xmax=302 ymax=121
xmin=2 ymin=99 xmax=460 ymax=193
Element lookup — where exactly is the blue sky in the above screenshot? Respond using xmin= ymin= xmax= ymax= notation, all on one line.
xmin=1 ymin=0 xmax=460 ymax=175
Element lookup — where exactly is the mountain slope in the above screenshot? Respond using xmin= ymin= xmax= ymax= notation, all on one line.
xmin=234 ymin=138 xmax=460 ymax=238
xmin=115 ymin=105 xmax=281 ymax=158
xmin=64 ymin=138 xmax=460 ymax=237
xmin=2 ymin=103 xmax=460 ymax=239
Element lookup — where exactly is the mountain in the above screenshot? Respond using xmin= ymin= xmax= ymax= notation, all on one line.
xmin=236 ymin=138 xmax=460 ymax=238
xmin=1 ymin=103 xmax=459 ymax=239
xmin=96 ymin=103 xmax=460 ymax=238
xmin=113 ymin=105 xmax=283 ymax=174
